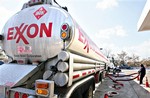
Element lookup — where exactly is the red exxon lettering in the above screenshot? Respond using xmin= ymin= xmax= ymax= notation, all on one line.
xmin=7 ymin=22 xmax=53 ymax=44
xmin=83 ymin=39 xmax=90 ymax=53
xmin=78 ymin=29 xmax=84 ymax=43
xmin=40 ymin=23 xmax=52 ymax=37
xmin=7 ymin=27 xmax=14 ymax=40
xmin=14 ymin=23 xmax=29 ymax=44
xmin=78 ymin=28 xmax=90 ymax=53
xmin=27 ymin=24 xmax=39 ymax=38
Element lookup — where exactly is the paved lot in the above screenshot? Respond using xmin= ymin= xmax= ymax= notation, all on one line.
xmin=94 ymin=69 xmax=150 ymax=98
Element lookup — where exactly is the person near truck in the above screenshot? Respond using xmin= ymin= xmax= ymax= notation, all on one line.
xmin=138 ymin=64 xmax=146 ymax=84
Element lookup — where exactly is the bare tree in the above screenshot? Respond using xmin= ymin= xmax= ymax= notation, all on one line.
xmin=131 ymin=54 xmax=139 ymax=66
xmin=141 ymin=57 xmax=150 ymax=67
xmin=117 ymin=51 xmax=128 ymax=65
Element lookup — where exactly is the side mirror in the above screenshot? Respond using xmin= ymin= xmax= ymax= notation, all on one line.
xmin=0 ymin=35 xmax=4 ymax=40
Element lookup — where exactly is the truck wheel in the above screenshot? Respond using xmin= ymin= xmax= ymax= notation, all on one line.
xmin=83 ymin=85 xmax=93 ymax=98
xmin=99 ymin=73 xmax=102 ymax=82
xmin=95 ymin=73 xmax=99 ymax=83
xmin=95 ymin=72 xmax=102 ymax=83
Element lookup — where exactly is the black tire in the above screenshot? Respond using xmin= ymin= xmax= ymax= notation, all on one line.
xmin=95 ymin=73 xmax=99 ymax=83
xmin=83 ymin=85 xmax=93 ymax=98
xmin=70 ymin=77 xmax=95 ymax=98
xmin=100 ymin=73 xmax=103 ymax=82
xmin=70 ymin=88 xmax=82 ymax=98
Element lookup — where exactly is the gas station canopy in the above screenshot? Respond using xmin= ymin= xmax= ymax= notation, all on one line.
xmin=138 ymin=0 xmax=150 ymax=31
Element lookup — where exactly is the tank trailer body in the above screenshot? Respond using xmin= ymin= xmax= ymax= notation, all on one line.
xmin=0 ymin=0 xmax=108 ymax=98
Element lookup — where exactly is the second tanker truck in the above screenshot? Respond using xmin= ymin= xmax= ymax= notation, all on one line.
xmin=0 ymin=0 xmax=109 ymax=98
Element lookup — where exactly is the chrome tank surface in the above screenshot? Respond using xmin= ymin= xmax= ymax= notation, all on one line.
xmin=2 ymin=4 xmax=107 ymax=63
xmin=66 ymin=22 xmax=108 ymax=63
xmin=2 ymin=4 xmax=74 ymax=62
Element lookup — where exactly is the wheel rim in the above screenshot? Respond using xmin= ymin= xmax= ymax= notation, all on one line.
xmin=88 ymin=86 xmax=93 ymax=98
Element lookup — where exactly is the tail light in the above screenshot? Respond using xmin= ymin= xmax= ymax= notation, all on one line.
xmin=36 ymin=80 xmax=55 ymax=97
xmin=61 ymin=24 xmax=69 ymax=31
xmin=60 ymin=23 xmax=70 ymax=40
xmin=36 ymin=83 xmax=49 ymax=89
xmin=36 ymin=82 xmax=49 ymax=96
xmin=22 ymin=94 xmax=28 ymax=98
xmin=14 ymin=92 xmax=19 ymax=98
xmin=14 ymin=92 xmax=28 ymax=98
xmin=36 ymin=89 xmax=49 ymax=96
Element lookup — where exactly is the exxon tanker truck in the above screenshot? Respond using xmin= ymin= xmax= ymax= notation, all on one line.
xmin=0 ymin=0 xmax=109 ymax=98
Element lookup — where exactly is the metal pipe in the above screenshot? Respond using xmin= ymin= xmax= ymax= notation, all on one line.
xmin=54 ymin=69 xmax=96 ymax=86
xmin=57 ymin=61 xmax=103 ymax=72
xmin=73 ymin=63 xmax=101 ymax=71
xmin=58 ymin=51 xmax=105 ymax=64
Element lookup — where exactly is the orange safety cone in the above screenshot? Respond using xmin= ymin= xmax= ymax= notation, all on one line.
xmin=146 ymin=77 xmax=149 ymax=87
xmin=104 ymin=94 xmax=108 ymax=98
xmin=137 ymin=75 xmax=140 ymax=81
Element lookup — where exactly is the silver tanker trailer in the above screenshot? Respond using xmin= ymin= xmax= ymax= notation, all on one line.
xmin=0 ymin=0 xmax=109 ymax=98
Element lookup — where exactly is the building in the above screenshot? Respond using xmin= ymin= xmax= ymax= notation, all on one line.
xmin=138 ymin=0 xmax=150 ymax=31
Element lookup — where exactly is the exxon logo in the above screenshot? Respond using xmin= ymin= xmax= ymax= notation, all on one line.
xmin=34 ymin=7 xmax=47 ymax=20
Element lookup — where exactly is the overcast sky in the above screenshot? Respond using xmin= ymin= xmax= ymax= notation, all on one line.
xmin=0 ymin=0 xmax=150 ymax=59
